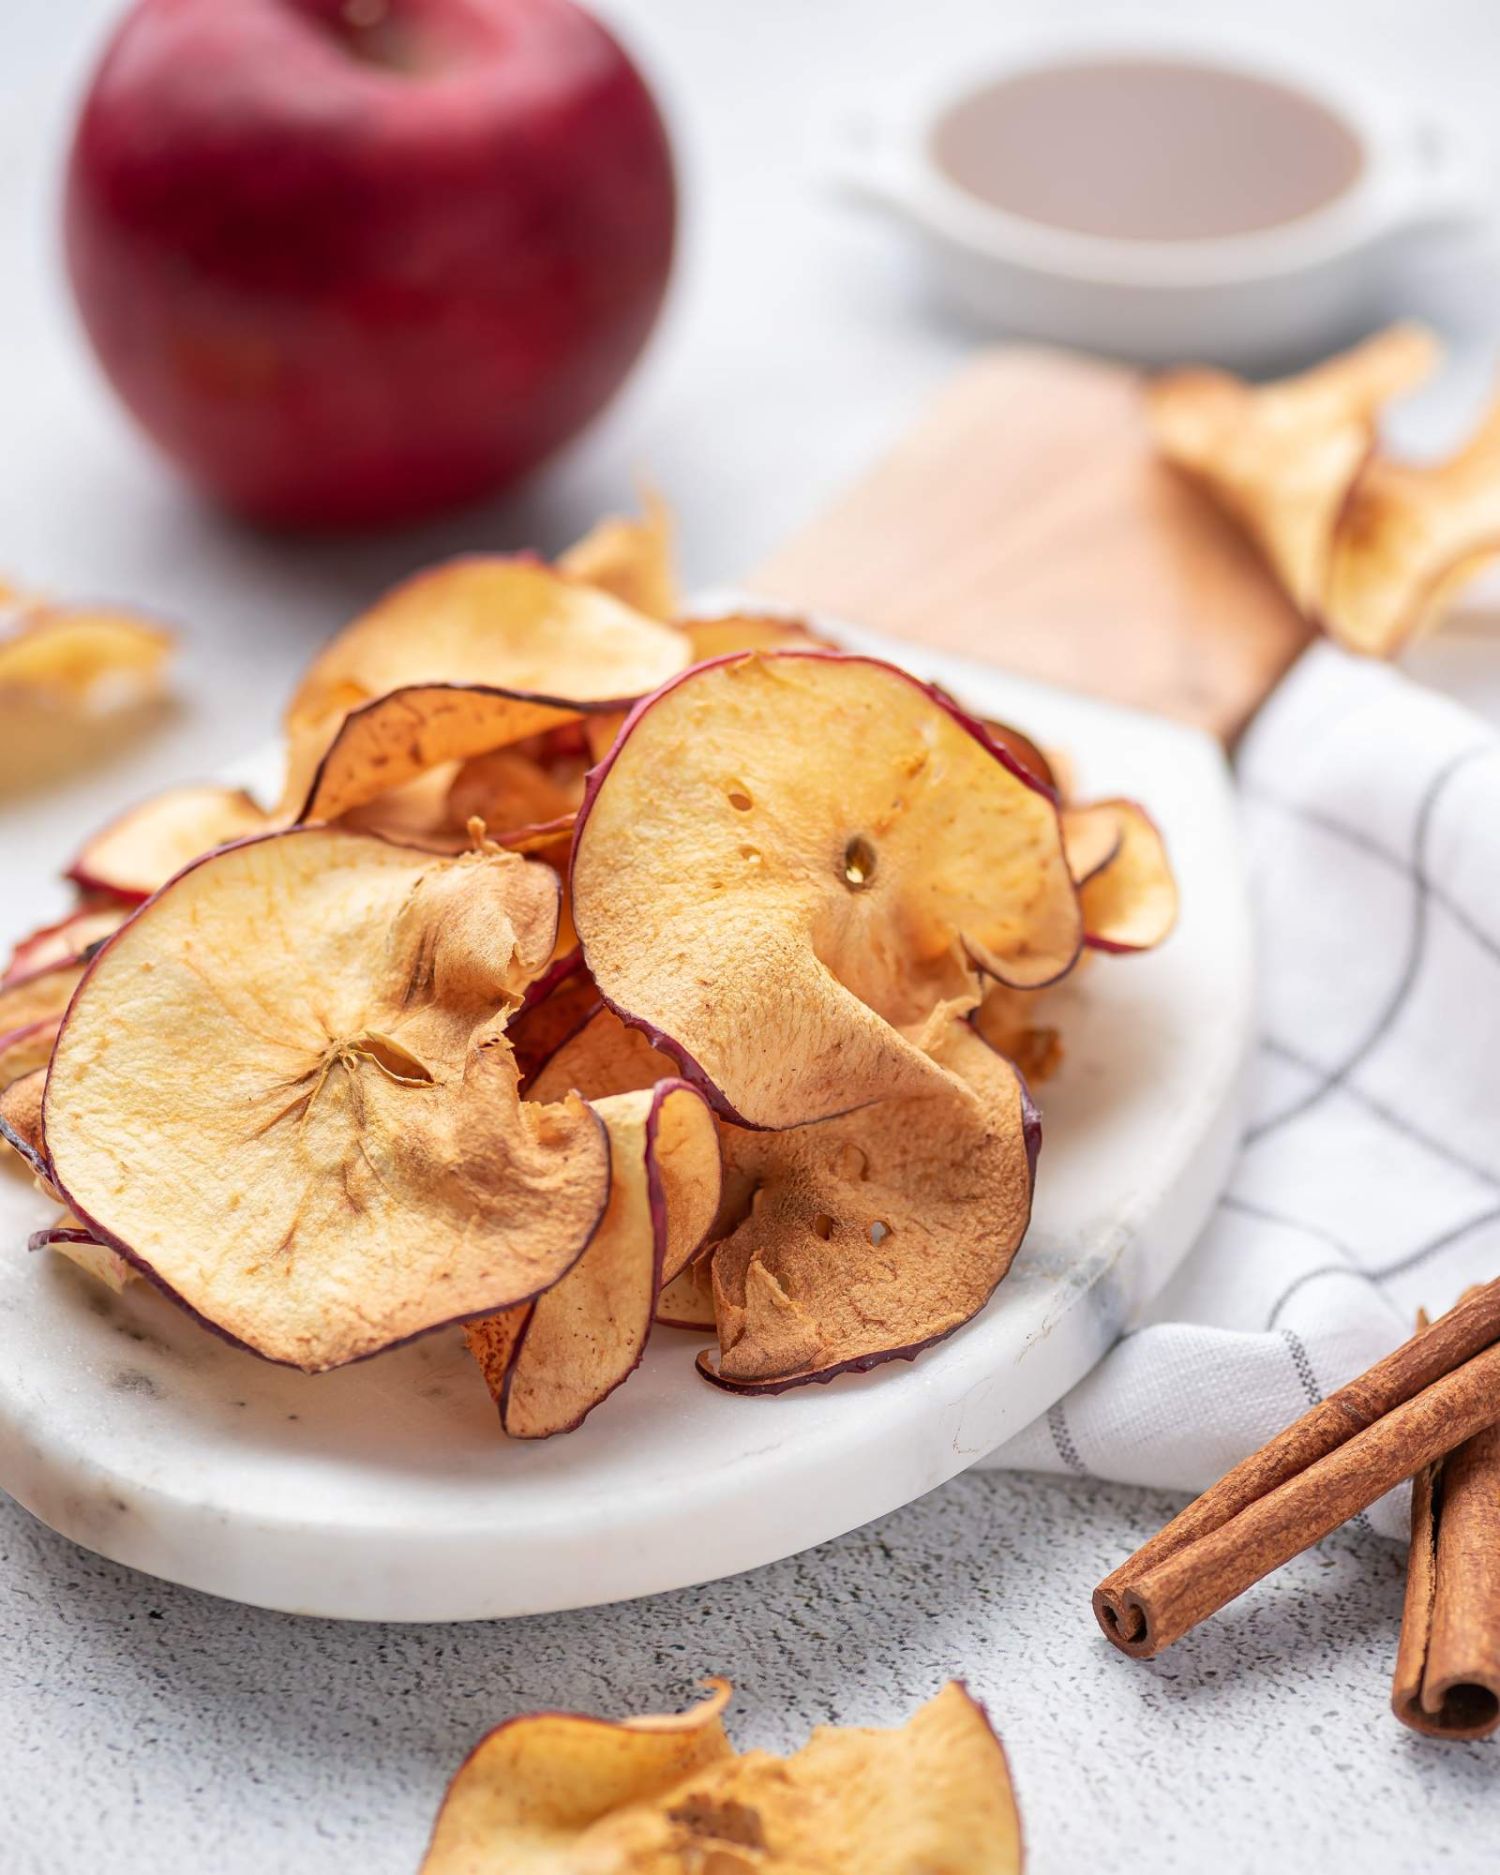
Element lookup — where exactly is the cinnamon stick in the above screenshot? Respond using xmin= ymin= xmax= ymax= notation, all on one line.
xmin=1094 ymin=1278 xmax=1500 ymax=1659
xmin=1392 ymin=1418 xmax=1500 ymax=1740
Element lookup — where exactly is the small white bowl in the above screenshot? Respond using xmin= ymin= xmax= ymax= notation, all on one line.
xmin=830 ymin=32 xmax=1491 ymax=368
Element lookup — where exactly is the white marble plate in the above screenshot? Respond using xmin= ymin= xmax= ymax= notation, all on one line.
xmin=0 ymin=622 xmax=1251 ymax=1620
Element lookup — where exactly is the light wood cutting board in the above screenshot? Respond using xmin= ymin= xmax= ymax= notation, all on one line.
xmin=753 ymin=345 xmax=1309 ymax=743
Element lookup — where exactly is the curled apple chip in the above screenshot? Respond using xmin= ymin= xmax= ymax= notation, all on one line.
xmin=32 ymin=1213 xmax=136 ymax=1294
xmin=285 ymin=558 xmax=688 ymax=822
xmin=982 ymin=717 xmax=1057 ymax=793
xmin=4 ymin=903 xmax=128 ymax=982
xmin=508 ymin=955 xmax=599 ymax=1085
xmin=1077 ymin=800 xmax=1177 ymax=953
xmin=1150 ymin=322 xmax=1437 ymax=611
xmin=0 ymin=1018 xmax=63 ymax=1094
xmin=0 ymin=1066 xmax=49 ymax=1180
xmin=43 ymin=828 xmax=611 ymax=1369
xmin=679 ymin=611 xmax=830 ymax=662
xmin=0 ymin=958 xmax=84 ymax=1048
xmin=420 ymin=1681 xmax=734 ymax=1875
xmin=68 ymin=783 xmax=271 ymax=902
xmin=972 ymin=985 xmax=1063 ymax=1086
xmin=466 ymin=1080 xmax=721 ymax=1438
xmin=702 ymin=1021 xmax=1036 ymax=1391
xmin=656 ymin=1255 xmax=717 ymax=1330
xmin=0 ymin=600 xmax=173 ymax=711
xmin=422 ymin=1679 xmax=1021 ymax=1875
xmin=1061 ymin=803 xmax=1123 ymax=885
xmin=558 ymin=491 xmax=678 ymax=621
xmin=447 ymin=741 xmax=587 ymax=839
xmin=572 ymin=652 xmax=1081 ymax=1128
xmin=1322 ymin=394 xmax=1500 ymax=655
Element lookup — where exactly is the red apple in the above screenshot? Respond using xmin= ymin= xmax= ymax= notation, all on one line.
xmin=64 ymin=0 xmax=676 ymax=530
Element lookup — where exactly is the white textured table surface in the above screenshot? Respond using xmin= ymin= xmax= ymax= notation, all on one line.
xmin=5 ymin=1 xmax=1500 ymax=1869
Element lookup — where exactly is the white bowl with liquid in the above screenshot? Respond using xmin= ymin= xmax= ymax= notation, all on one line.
xmin=831 ymin=36 xmax=1491 ymax=367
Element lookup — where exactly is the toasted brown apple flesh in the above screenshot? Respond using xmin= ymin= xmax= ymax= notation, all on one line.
xmin=1150 ymin=323 xmax=1437 ymax=611
xmin=1079 ymin=801 xmax=1178 ymax=953
xmin=421 ymin=1679 xmax=1021 ymax=1875
xmin=68 ymin=783 xmax=271 ymax=902
xmin=467 ymin=1079 xmax=720 ymax=1437
xmin=704 ymin=1021 xmax=1036 ymax=1390
xmin=572 ymin=652 xmax=1081 ymax=1129
xmin=44 ymin=829 xmax=610 ymax=1369
xmin=286 ymin=558 xmax=687 ymax=822
xmin=421 ymin=1681 xmax=734 ymax=1875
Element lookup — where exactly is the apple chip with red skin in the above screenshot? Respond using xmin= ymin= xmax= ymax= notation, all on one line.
xmin=285 ymin=558 xmax=688 ymax=823
xmin=466 ymin=1079 xmax=720 ymax=1439
xmin=32 ymin=1212 xmax=137 ymax=1295
xmin=572 ymin=652 xmax=1081 ymax=1129
xmin=68 ymin=783 xmax=271 ymax=902
xmin=421 ymin=1679 xmax=1022 ymax=1875
xmin=0 ymin=958 xmax=85 ymax=1049
xmin=0 ymin=1018 xmax=63 ymax=1094
xmin=523 ymin=1002 xmax=1037 ymax=1391
xmin=1076 ymin=801 xmax=1177 ymax=953
xmin=704 ymin=1020 xmax=1037 ymax=1391
xmin=43 ymin=828 xmax=611 ymax=1371
xmin=518 ymin=1004 xmax=731 ymax=1334
xmin=0 ymin=1065 xmax=49 ymax=1180
xmin=4 ymin=903 xmax=128 ymax=982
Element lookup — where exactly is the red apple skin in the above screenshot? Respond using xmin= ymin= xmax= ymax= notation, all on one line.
xmin=64 ymin=0 xmax=676 ymax=530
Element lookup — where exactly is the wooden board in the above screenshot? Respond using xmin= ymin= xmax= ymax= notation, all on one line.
xmin=753 ymin=347 xmax=1310 ymax=744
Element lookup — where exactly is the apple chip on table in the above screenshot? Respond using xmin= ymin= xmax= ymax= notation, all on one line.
xmin=1150 ymin=322 xmax=1500 ymax=658
xmin=420 ymin=1678 xmax=1022 ymax=1875
xmin=9 ymin=500 xmax=1176 ymax=1436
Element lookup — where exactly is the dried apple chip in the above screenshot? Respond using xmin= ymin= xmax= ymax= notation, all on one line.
xmin=655 ymin=1255 xmax=717 ymax=1330
xmin=0 ymin=956 xmax=84 ymax=1037
xmin=32 ymin=1212 xmax=136 ymax=1294
xmin=1150 ymin=322 xmax=1437 ymax=610
xmin=285 ymin=558 xmax=688 ymax=822
xmin=447 ymin=744 xmax=586 ymax=837
xmin=508 ymin=955 xmax=599 ymax=1085
xmin=1061 ymin=803 xmax=1123 ymax=885
xmin=4 ymin=903 xmax=128 ymax=982
xmin=0 ymin=1066 xmax=49 ymax=1181
xmin=43 ymin=828 xmax=611 ymax=1369
xmin=420 ymin=1681 xmax=733 ymax=1875
xmin=0 ymin=1017 xmax=63 ymax=1093
xmin=972 ymin=985 xmax=1063 ymax=1085
xmin=68 ymin=783 xmax=271 ymax=902
xmin=0 ymin=601 xmax=173 ymax=710
xmin=422 ymin=1680 xmax=1022 ymax=1875
xmin=572 ymin=652 xmax=1081 ymax=1128
xmin=679 ymin=611 xmax=830 ymax=662
xmin=558 ymin=491 xmax=678 ymax=621
xmin=1077 ymin=800 xmax=1178 ymax=953
xmin=467 ymin=1079 xmax=721 ymax=1438
xmin=1322 ymin=394 xmax=1500 ymax=655
xmin=702 ymin=1020 xmax=1036 ymax=1390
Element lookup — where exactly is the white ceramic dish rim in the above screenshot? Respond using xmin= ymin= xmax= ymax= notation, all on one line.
xmin=835 ymin=23 xmax=1488 ymax=289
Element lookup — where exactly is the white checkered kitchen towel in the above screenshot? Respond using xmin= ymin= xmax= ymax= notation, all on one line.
xmin=985 ymin=641 xmax=1500 ymax=1538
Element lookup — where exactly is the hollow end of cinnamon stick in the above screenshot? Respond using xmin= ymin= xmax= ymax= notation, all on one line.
xmin=1092 ymin=1587 xmax=1155 ymax=1659
xmin=1393 ymin=1680 xmax=1500 ymax=1742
